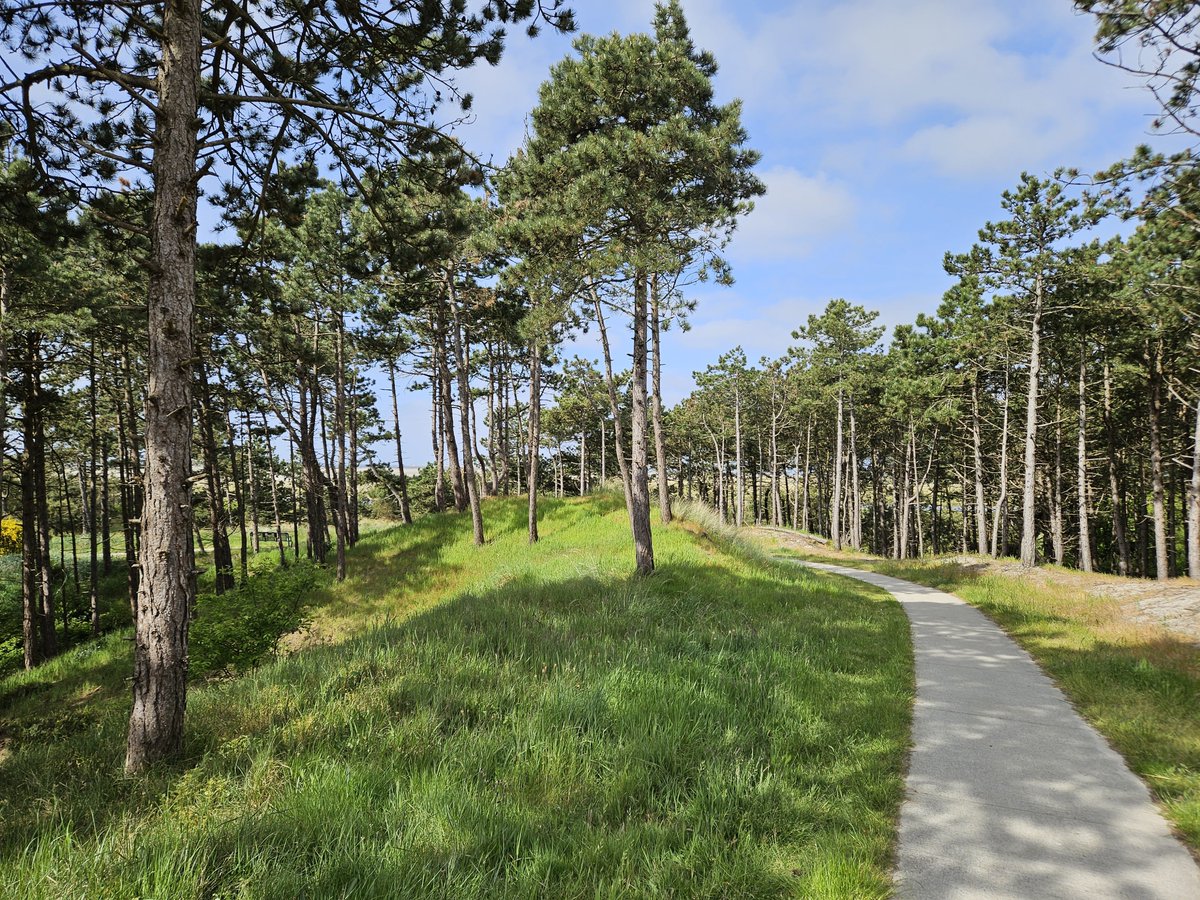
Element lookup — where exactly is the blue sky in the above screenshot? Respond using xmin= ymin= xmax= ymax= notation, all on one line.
xmin=389 ymin=1 xmax=1169 ymax=465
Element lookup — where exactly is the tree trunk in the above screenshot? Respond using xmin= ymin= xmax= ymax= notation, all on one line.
xmin=527 ymin=341 xmax=541 ymax=543
xmin=1051 ymin=412 xmax=1065 ymax=566
xmin=971 ymin=375 xmax=989 ymax=555
xmin=992 ymin=368 xmax=1011 ymax=559
xmin=332 ymin=311 xmax=349 ymax=581
xmin=1019 ymin=280 xmax=1043 ymax=568
xmin=196 ymin=374 xmax=234 ymax=593
xmin=579 ymin=429 xmax=587 ymax=496
xmin=449 ymin=281 xmax=485 ymax=546
xmin=591 ymin=286 xmax=634 ymax=514
xmin=88 ymin=344 xmax=100 ymax=634
xmin=832 ymin=390 xmax=844 ymax=549
xmin=911 ymin=428 xmax=925 ymax=557
xmin=227 ymin=410 xmax=249 ymax=584
xmin=1148 ymin=337 xmax=1170 ymax=581
xmin=435 ymin=313 xmax=467 ymax=514
xmin=387 ymin=360 xmax=413 ymax=524
xmin=1102 ymin=358 xmax=1130 ymax=575
xmin=126 ymin=0 xmax=201 ymax=773
xmin=900 ymin=424 xmax=914 ymax=558
xmin=770 ymin=403 xmax=782 ymax=527
xmin=1187 ymin=394 xmax=1199 ymax=579
xmin=734 ymin=383 xmax=744 ymax=528
xmin=849 ymin=398 xmax=861 ymax=550
xmin=1078 ymin=350 xmax=1093 ymax=572
xmin=101 ymin=434 xmax=112 ymax=576
xmin=116 ymin=353 xmax=140 ymax=615
xmin=650 ymin=276 xmax=671 ymax=525
xmin=297 ymin=380 xmax=330 ymax=564
xmin=261 ymin=410 xmax=287 ymax=567
xmin=600 ymin=416 xmax=607 ymax=485
xmin=246 ymin=412 xmax=260 ymax=555
xmin=288 ymin=435 xmax=300 ymax=561
xmin=349 ymin=372 xmax=361 ymax=544
xmin=751 ymin=443 xmax=760 ymax=525
xmin=802 ymin=417 xmax=812 ymax=533
xmin=115 ymin=402 xmax=137 ymax=609
xmin=630 ymin=272 xmax=655 ymax=574
xmin=20 ymin=338 xmax=46 ymax=668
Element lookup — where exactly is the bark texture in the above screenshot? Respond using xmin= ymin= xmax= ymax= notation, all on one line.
xmin=126 ymin=0 xmax=201 ymax=773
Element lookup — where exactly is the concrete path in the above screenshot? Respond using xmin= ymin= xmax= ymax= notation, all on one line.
xmin=799 ymin=560 xmax=1200 ymax=900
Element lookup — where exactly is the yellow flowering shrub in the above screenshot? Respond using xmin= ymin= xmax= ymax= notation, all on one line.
xmin=0 ymin=517 xmax=21 ymax=554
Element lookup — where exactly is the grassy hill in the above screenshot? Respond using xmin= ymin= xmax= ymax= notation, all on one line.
xmin=0 ymin=495 xmax=912 ymax=899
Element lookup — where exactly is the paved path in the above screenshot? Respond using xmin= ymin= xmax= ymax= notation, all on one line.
xmin=798 ymin=560 xmax=1200 ymax=900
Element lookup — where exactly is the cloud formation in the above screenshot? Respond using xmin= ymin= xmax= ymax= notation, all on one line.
xmin=730 ymin=167 xmax=857 ymax=260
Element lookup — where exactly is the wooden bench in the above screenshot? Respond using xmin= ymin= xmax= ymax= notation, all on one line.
xmin=257 ymin=530 xmax=293 ymax=546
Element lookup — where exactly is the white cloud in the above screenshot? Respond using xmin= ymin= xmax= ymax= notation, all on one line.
xmin=900 ymin=114 xmax=1089 ymax=177
xmin=630 ymin=0 xmax=1147 ymax=179
xmin=730 ymin=166 xmax=857 ymax=259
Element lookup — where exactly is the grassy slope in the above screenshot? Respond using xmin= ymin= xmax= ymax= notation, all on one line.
xmin=0 ymin=495 xmax=912 ymax=899
xmin=769 ymin=545 xmax=1200 ymax=853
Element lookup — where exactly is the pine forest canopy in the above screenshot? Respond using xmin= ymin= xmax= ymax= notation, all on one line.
xmin=0 ymin=0 xmax=1195 ymax=783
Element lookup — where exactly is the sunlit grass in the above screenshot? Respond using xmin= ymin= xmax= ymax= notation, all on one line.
xmin=1 ymin=495 xmax=913 ymax=898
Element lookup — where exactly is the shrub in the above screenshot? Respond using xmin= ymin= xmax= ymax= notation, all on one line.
xmin=0 ymin=517 xmax=21 ymax=554
xmin=189 ymin=562 xmax=323 ymax=677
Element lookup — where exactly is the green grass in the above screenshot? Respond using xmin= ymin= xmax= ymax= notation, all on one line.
xmin=0 ymin=495 xmax=913 ymax=899
xmin=772 ymin=547 xmax=1200 ymax=854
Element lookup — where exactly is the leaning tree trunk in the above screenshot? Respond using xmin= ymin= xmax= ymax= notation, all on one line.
xmin=127 ymin=0 xmax=201 ymax=774
xmin=629 ymin=273 xmax=655 ymax=575
xmin=449 ymin=282 xmax=484 ymax=546
xmin=591 ymin=286 xmax=634 ymax=515
xmin=435 ymin=316 xmax=467 ymax=514
xmin=388 ymin=361 xmax=413 ymax=525
xmin=1019 ymin=279 xmax=1043 ymax=568
xmin=650 ymin=276 xmax=671 ymax=525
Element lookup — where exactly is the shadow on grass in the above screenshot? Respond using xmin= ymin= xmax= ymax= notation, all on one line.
xmin=0 ymin=512 xmax=912 ymax=898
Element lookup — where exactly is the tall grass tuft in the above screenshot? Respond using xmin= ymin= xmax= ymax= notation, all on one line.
xmin=672 ymin=498 xmax=774 ymax=566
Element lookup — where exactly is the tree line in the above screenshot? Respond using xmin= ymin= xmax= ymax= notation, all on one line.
xmin=639 ymin=4 xmax=1200 ymax=581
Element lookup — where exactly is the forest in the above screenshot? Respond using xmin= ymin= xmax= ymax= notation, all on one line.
xmin=0 ymin=0 xmax=1196 ymax=825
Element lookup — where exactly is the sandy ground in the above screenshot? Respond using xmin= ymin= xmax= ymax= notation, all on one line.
xmin=750 ymin=526 xmax=1200 ymax=645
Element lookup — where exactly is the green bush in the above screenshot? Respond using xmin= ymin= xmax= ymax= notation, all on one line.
xmin=189 ymin=562 xmax=322 ymax=677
